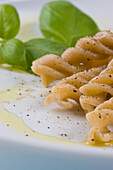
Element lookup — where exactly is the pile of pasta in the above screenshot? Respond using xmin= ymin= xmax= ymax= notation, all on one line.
xmin=32 ymin=30 xmax=113 ymax=144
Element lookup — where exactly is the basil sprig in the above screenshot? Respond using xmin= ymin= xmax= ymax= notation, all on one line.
xmin=0 ymin=2 xmax=99 ymax=72
xmin=0 ymin=4 xmax=67 ymax=71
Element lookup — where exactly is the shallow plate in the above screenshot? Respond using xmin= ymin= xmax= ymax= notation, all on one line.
xmin=0 ymin=0 xmax=113 ymax=170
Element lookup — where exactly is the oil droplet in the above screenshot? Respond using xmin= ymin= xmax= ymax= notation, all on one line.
xmin=84 ymin=139 xmax=113 ymax=147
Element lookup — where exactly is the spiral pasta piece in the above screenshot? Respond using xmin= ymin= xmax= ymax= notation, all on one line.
xmin=31 ymin=54 xmax=82 ymax=87
xmin=44 ymin=65 xmax=106 ymax=109
xmin=31 ymin=30 xmax=113 ymax=87
xmin=80 ymin=59 xmax=113 ymax=113
xmin=86 ymin=97 xmax=113 ymax=144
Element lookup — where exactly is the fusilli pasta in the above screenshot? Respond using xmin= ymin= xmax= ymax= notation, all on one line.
xmin=31 ymin=54 xmax=82 ymax=87
xmin=45 ymin=66 xmax=106 ymax=109
xmin=86 ymin=97 xmax=113 ymax=144
xmin=31 ymin=30 xmax=113 ymax=87
xmin=80 ymin=59 xmax=113 ymax=113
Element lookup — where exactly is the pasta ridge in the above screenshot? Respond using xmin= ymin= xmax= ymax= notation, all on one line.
xmin=31 ymin=30 xmax=113 ymax=87
xmin=80 ymin=59 xmax=113 ymax=113
xmin=44 ymin=66 xmax=106 ymax=109
xmin=86 ymin=97 xmax=113 ymax=144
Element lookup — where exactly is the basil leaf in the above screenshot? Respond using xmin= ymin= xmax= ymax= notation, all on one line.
xmin=40 ymin=1 xmax=99 ymax=46
xmin=0 ymin=38 xmax=67 ymax=72
xmin=0 ymin=4 xmax=20 ymax=40
xmin=25 ymin=38 xmax=67 ymax=60
xmin=0 ymin=39 xmax=28 ymax=69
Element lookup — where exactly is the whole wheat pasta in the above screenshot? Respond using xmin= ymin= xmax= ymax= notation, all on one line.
xmin=86 ymin=97 xmax=113 ymax=144
xmin=80 ymin=59 xmax=113 ymax=113
xmin=31 ymin=54 xmax=82 ymax=87
xmin=45 ymin=65 xmax=106 ymax=109
xmin=31 ymin=30 xmax=113 ymax=87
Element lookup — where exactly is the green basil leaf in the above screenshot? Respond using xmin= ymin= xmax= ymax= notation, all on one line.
xmin=40 ymin=1 xmax=99 ymax=46
xmin=0 ymin=4 xmax=20 ymax=40
xmin=0 ymin=39 xmax=28 ymax=69
xmin=25 ymin=38 xmax=67 ymax=60
xmin=0 ymin=38 xmax=67 ymax=72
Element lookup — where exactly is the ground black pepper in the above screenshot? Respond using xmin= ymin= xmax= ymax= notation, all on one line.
xmin=99 ymin=113 xmax=101 ymax=118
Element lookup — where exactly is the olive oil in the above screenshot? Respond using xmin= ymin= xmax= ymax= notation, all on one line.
xmin=0 ymin=85 xmax=112 ymax=147
xmin=0 ymin=85 xmax=80 ymax=145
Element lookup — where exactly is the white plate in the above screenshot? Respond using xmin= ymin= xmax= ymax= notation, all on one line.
xmin=0 ymin=1 xmax=113 ymax=170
